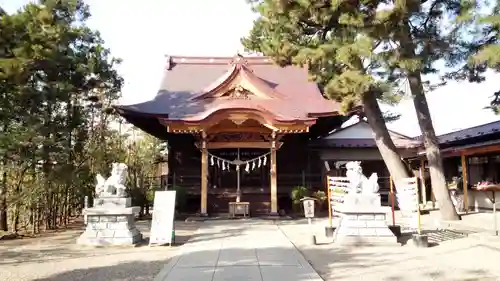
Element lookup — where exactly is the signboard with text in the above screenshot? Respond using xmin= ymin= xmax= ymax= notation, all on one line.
xmin=396 ymin=177 xmax=419 ymax=229
xmin=149 ymin=190 xmax=176 ymax=246
xmin=303 ymin=199 xmax=315 ymax=218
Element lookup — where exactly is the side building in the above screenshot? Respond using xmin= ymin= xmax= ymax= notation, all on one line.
xmin=418 ymin=120 xmax=500 ymax=211
xmin=310 ymin=117 xmax=421 ymax=204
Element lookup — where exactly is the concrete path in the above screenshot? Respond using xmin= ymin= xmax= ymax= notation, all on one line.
xmin=154 ymin=220 xmax=323 ymax=281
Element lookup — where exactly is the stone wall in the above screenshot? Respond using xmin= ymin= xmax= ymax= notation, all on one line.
xmin=336 ymin=211 xmax=397 ymax=245
xmin=78 ymin=214 xmax=142 ymax=246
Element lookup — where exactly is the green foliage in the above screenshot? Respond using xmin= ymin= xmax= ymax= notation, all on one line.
xmin=242 ymin=0 xmax=417 ymax=192
xmin=312 ymin=190 xmax=326 ymax=202
xmin=242 ymin=0 xmax=404 ymax=112
xmin=0 ymin=0 xmax=159 ymax=233
xmin=172 ymin=185 xmax=187 ymax=212
xmin=290 ymin=186 xmax=309 ymax=205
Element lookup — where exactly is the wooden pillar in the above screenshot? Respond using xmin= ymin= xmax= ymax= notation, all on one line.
xmin=419 ymin=158 xmax=427 ymax=207
xmin=270 ymin=132 xmax=278 ymax=215
xmin=461 ymin=154 xmax=468 ymax=214
xmin=200 ymin=132 xmax=208 ymax=216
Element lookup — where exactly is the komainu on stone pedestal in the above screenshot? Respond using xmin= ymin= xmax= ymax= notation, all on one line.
xmin=77 ymin=163 xmax=143 ymax=246
xmin=334 ymin=161 xmax=399 ymax=246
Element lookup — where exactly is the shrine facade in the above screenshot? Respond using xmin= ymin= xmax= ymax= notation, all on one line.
xmin=115 ymin=54 xmax=343 ymax=216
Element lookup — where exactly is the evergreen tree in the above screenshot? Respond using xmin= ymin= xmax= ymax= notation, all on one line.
xmin=243 ymin=0 xmax=488 ymax=220
xmin=242 ymin=0 xmax=411 ymax=192
xmin=446 ymin=0 xmax=500 ymax=112
xmin=0 ymin=0 xmax=151 ymax=233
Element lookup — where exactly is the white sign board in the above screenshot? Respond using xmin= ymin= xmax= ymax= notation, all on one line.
xmin=328 ymin=176 xmax=349 ymax=214
xmin=396 ymin=178 xmax=419 ymax=229
xmin=303 ymin=199 xmax=315 ymax=218
xmin=149 ymin=190 xmax=176 ymax=246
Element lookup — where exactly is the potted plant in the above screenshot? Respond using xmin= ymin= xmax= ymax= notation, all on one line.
xmin=312 ymin=190 xmax=327 ymax=212
xmin=290 ymin=186 xmax=310 ymax=214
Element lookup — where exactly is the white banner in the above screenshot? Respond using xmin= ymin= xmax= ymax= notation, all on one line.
xmin=149 ymin=190 xmax=176 ymax=246
xmin=396 ymin=178 xmax=419 ymax=229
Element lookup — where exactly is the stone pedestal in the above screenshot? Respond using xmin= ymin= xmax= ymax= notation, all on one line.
xmin=334 ymin=194 xmax=398 ymax=246
xmin=77 ymin=197 xmax=143 ymax=246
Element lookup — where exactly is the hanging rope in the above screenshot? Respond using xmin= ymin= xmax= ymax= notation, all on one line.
xmin=207 ymin=151 xmax=271 ymax=173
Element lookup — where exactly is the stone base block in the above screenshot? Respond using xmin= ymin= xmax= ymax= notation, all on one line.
xmin=84 ymin=206 xmax=140 ymax=216
xmin=388 ymin=225 xmax=402 ymax=237
xmin=77 ymin=213 xmax=143 ymax=246
xmin=343 ymin=194 xmax=381 ymax=209
xmin=94 ymin=197 xmax=131 ymax=208
xmin=325 ymin=226 xmax=335 ymax=238
xmin=412 ymin=234 xmax=429 ymax=248
xmin=334 ymin=209 xmax=399 ymax=247
xmin=77 ymin=228 xmax=142 ymax=246
xmin=77 ymin=234 xmax=142 ymax=246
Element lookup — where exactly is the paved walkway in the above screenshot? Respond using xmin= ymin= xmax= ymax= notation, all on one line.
xmin=154 ymin=220 xmax=322 ymax=281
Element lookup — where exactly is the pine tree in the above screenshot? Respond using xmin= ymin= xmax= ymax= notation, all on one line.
xmin=384 ymin=0 xmax=476 ymax=220
xmin=446 ymin=1 xmax=500 ymax=112
xmin=242 ymin=1 xmax=411 ymax=190
xmin=0 ymin=0 xmax=128 ymax=233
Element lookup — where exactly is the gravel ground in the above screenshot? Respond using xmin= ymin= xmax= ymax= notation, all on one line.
xmin=0 ymin=220 xmax=199 ymax=281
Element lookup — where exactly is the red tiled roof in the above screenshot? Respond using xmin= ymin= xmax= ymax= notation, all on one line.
xmin=115 ymin=54 xmax=341 ymax=122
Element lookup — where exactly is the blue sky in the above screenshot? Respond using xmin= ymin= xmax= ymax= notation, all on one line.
xmin=2 ymin=0 xmax=500 ymax=137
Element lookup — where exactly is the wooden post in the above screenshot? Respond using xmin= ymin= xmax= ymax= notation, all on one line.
xmin=200 ymin=133 xmax=208 ymax=216
xmin=419 ymin=158 xmax=427 ymax=208
xmin=417 ymin=194 xmax=422 ymax=235
xmin=270 ymin=132 xmax=278 ymax=215
xmin=327 ymin=176 xmax=332 ymax=228
xmin=461 ymin=154 xmax=468 ymax=214
xmin=390 ymin=176 xmax=395 ymax=226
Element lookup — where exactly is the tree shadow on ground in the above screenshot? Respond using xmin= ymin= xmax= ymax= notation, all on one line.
xmin=277 ymin=220 xmax=499 ymax=281
xmin=295 ymin=242 xmax=499 ymax=280
xmin=2 ymin=219 xmax=500 ymax=281
xmin=0 ymin=221 xmax=199 ymax=266
xmin=31 ymin=260 xmax=170 ymax=281
xmin=23 ymin=243 xmax=500 ymax=281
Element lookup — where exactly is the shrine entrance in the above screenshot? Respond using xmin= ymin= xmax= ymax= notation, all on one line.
xmin=200 ymin=121 xmax=281 ymax=216
xmin=208 ymin=148 xmax=271 ymax=199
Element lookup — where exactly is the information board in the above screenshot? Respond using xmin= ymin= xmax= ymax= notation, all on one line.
xmin=303 ymin=199 xmax=315 ymax=218
xmin=149 ymin=190 xmax=176 ymax=246
xmin=327 ymin=176 xmax=349 ymax=215
xmin=396 ymin=177 xmax=419 ymax=229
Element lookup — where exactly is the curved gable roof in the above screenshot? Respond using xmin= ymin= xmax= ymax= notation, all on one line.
xmin=116 ymin=54 xmax=341 ymax=122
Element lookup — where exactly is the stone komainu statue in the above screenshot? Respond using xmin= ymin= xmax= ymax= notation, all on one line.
xmin=95 ymin=163 xmax=128 ymax=197
xmin=345 ymin=161 xmax=380 ymax=194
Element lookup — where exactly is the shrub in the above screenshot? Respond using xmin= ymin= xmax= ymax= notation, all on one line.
xmin=290 ymin=186 xmax=310 ymax=213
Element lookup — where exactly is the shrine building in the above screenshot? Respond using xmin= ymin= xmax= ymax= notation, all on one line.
xmin=115 ymin=54 xmax=348 ymax=216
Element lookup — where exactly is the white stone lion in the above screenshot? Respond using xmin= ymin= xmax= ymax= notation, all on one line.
xmin=345 ymin=161 xmax=380 ymax=194
xmin=95 ymin=174 xmax=106 ymax=197
xmin=95 ymin=163 xmax=128 ymax=197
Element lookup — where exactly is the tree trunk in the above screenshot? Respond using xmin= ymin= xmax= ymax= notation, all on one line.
xmin=362 ymin=93 xmax=410 ymax=188
xmin=0 ymin=169 xmax=8 ymax=231
xmin=407 ymin=73 xmax=460 ymax=220
xmin=398 ymin=19 xmax=460 ymax=221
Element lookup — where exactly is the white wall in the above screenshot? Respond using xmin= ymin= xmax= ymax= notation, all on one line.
xmin=325 ymin=122 xmax=374 ymax=139
xmin=319 ymin=148 xmax=416 ymax=161
xmin=467 ymin=190 xmax=496 ymax=210
xmin=319 ymin=148 xmax=383 ymax=161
